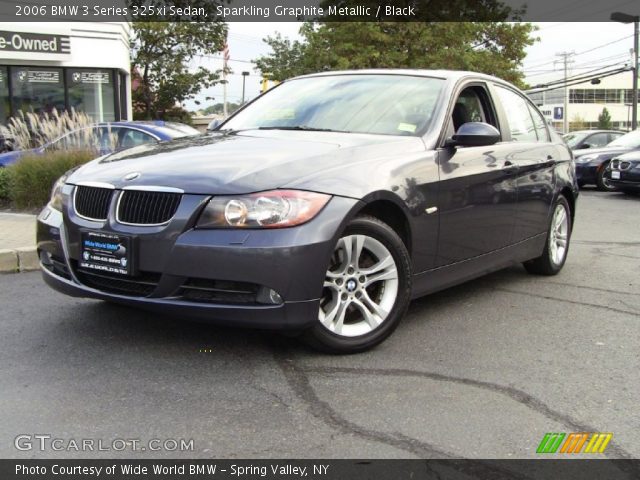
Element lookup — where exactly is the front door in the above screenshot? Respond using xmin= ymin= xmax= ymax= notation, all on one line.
xmin=435 ymin=84 xmax=518 ymax=267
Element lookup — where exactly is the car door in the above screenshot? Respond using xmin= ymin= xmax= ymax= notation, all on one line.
xmin=435 ymin=82 xmax=518 ymax=267
xmin=491 ymin=83 xmax=557 ymax=242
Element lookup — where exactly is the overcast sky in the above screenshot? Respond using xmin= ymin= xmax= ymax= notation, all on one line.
xmin=188 ymin=21 xmax=637 ymax=112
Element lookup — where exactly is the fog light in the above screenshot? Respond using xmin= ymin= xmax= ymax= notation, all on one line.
xmin=39 ymin=250 xmax=53 ymax=267
xmin=256 ymin=287 xmax=284 ymax=305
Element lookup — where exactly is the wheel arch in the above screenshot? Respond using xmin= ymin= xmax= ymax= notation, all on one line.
xmin=354 ymin=192 xmax=413 ymax=257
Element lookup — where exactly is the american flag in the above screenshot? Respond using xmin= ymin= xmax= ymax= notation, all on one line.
xmin=222 ymin=42 xmax=230 ymax=69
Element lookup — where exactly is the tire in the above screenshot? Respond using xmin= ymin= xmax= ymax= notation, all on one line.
xmin=302 ymin=215 xmax=412 ymax=354
xmin=596 ymin=162 xmax=616 ymax=191
xmin=523 ymin=196 xmax=572 ymax=276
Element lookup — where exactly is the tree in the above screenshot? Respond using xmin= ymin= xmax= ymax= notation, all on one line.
xmin=131 ymin=22 xmax=228 ymax=120
xmin=202 ymin=102 xmax=241 ymax=116
xmin=255 ymin=22 xmax=537 ymax=88
xmin=570 ymin=114 xmax=587 ymax=131
xmin=598 ymin=107 xmax=612 ymax=129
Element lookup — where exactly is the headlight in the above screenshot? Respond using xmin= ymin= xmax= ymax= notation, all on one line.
xmin=575 ymin=155 xmax=596 ymax=163
xmin=49 ymin=175 xmax=67 ymax=211
xmin=196 ymin=190 xmax=331 ymax=229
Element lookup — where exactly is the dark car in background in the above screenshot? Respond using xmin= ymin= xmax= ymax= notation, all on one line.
xmin=606 ymin=151 xmax=640 ymax=194
xmin=562 ymin=129 xmax=624 ymax=151
xmin=0 ymin=121 xmax=199 ymax=167
xmin=573 ymin=129 xmax=640 ymax=191
xmin=37 ymin=70 xmax=577 ymax=353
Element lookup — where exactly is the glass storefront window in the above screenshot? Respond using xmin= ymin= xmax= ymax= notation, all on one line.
xmin=0 ymin=67 xmax=8 ymax=124
xmin=67 ymin=69 xmax=116 ymax=122
xmin=10 ymin=67 xmax=65 ymax=115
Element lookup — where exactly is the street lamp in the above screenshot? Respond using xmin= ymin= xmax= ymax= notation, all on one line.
xmin=611 ymin=11 xmax=639 ymax=130
xmin=241 ymin=71 xmax=250 ymax=104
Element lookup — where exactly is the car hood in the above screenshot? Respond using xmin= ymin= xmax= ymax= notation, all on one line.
xmin=67 ymin=130 xmax=426 ymax=195
xmin=573 ymin=146 xmax=633 ymax=159
xmin=614 ymin=150 xmax=640 ymax=162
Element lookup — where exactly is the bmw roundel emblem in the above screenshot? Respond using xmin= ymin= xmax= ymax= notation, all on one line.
xmin=123 ymin=172 xmax=141 ymax=181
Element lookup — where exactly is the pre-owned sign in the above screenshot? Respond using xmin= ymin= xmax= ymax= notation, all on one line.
xmin=0 ymin=31 xmax=70 ymax=54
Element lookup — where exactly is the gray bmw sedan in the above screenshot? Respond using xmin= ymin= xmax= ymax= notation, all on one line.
xmin=37 ymin=70 xmax=577 ymax=353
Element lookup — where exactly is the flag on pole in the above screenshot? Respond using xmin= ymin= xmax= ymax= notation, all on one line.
xmin=222 ymin=42 xmax=230 ymax=70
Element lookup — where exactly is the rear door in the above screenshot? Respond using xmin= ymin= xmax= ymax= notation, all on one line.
xmin=490 ymin=84 xmax=557 ymax=242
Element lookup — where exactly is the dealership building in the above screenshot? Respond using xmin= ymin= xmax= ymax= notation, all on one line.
xmin=528 ymin=70 xmax=638 ymax=133
xmin=0 ymin=22 xmax=131 ymax=125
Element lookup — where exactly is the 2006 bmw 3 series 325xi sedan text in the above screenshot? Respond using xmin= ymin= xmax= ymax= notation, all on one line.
xmin=37 ymin=70 xmax=578 ymax=353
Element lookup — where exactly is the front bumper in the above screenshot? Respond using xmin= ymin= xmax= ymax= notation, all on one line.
xmin=575 ymin=163 xmax=599 ymax=184
xmin=607 ymin=168 xmax=640 ymax=191
xmin=37 ymin=193 xmax=361 ymax=330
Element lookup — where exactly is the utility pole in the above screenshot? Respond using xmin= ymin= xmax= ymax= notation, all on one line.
xmin=555 ymin=52 xmax=575 ymax=134
xmin=241 ymin=71 xmax=249 ymax=104
xmin=611 ymin=12 xmax=639 ymax=130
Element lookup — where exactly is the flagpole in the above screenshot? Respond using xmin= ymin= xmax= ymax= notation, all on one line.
xmin=223 ymin=39 xmax=229 ymax=118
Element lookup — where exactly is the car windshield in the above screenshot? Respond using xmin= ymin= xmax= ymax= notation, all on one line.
xmin=563 ymin=132 xmax=588 ymax=148
xmin=223 ymin=74 xmax=445 ymax=136
xmin=608 ymin=129 xmax=640 ymax=148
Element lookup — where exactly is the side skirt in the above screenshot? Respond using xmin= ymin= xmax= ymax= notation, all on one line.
xmin=410 ymin=233 xmax=547 ymax=299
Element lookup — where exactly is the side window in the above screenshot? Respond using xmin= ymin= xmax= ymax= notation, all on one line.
xmin=609 ymin=132 xmax=623 ymax=144
xmin=585 ymin=133 xmax=609 ymax=148
xmin=494 ymin=86 xmax=537 ymax=142
xmin=449 ymin=85 xmax=498 ymax=137
xmin=119 ymin=129 xmax=156 ymax=150
xmin=527 ymin=104 xmax=550 ymax=142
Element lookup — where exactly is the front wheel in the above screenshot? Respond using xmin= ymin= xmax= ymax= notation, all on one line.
xmin=523 ymin=196 xmax=572 ymax=275
xmin=596 ymin=163 xmax=616 ymax=191
xmin=302 ymin=216 xmax=411 ymax=354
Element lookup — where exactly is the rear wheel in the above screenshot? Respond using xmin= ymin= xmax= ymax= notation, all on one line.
xmin=302 ymin=216 xmax=411 ymax=353
xmin=524 ymin=196 xmax=572 ymax=276
xmin=596 ymin=162 xmax=616 ymax=191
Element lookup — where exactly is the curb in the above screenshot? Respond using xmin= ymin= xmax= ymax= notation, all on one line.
xmin=0 ymin=247 xmax=39 ymax=273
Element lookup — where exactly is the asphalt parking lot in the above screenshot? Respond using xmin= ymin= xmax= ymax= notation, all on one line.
xmin=0 ymin=189 xmax=638 ymax=460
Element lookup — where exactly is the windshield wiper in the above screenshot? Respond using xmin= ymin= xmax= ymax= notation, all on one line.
xmin=258 ymin=125 xmax=348 ymax=133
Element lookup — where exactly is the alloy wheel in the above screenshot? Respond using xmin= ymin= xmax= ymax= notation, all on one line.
xmin=548 ymin=203 xmax=569 ymax=266
xmin=319 ymin=234 xmax=399 ymax=337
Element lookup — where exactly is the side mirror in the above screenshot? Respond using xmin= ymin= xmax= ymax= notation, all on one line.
xmin=447 ymin=122 xmax=501 ymax=147
xmin=206 ymin=119 xmax=221 ymax=132
xmin=581 ymin=143 xmax=592 ymax=149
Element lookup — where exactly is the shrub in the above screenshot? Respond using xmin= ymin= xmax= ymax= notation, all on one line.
xmin=0 ymin=167 xmax=13 ymax=200
xmin=7 ymin=109 xmax=95 ymax=151
xmin=8 ymin=150 xmax=96 ymax=209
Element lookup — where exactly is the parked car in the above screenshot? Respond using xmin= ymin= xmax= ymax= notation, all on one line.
xmin=573 ymin=129 xmax=640 ymax=191
xmin=37 ymin=70 xmax=577 ymax=353
xmin=0 ymin=121 xmax=198 ymax=167
xmin=562 ymin=129 xmax=624 ymax=151
xmin=606 ymin=151 xmax=640 ymax=194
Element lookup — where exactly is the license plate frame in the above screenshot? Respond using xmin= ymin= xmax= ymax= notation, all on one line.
xmin=79 ymin=230 xmax=135 ymax=276
xmin=611 ymin=171 xmax=621 ymax=180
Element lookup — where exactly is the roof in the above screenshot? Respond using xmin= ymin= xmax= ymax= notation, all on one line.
xmin=293 ymin=69 xmax=507 ymax=84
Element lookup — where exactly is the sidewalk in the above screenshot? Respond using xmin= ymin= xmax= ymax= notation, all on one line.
xmin=0 ymin=213 xmax=39 ymax=273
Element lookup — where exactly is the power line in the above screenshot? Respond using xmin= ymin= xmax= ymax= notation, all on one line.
xmin=523 ymin=34 xmax=634 ymax=70
xmin=526 ymin=67 xmax=631 ymax=94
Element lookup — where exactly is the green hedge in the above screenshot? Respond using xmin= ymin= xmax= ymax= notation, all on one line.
xmin=7 ymin=150 xmax=96 ymax=209
xmin=0 ymin=167 xmax=12 ymax=200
